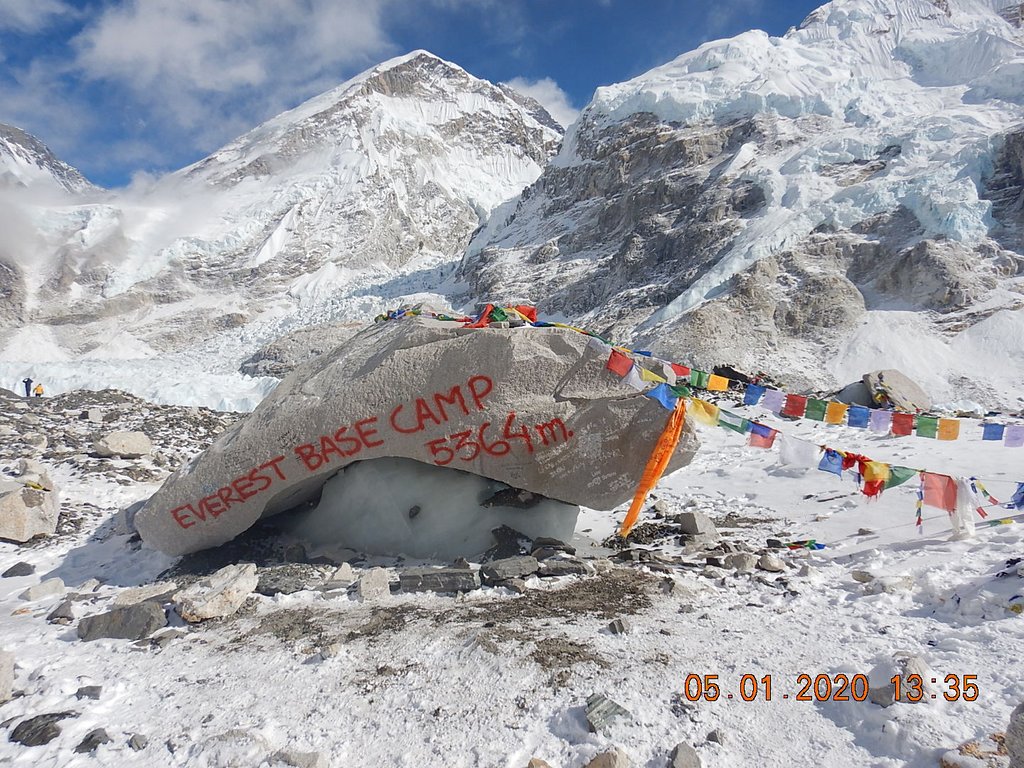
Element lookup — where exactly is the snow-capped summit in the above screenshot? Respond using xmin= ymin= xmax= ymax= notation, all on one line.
xmin=0 ymin=51 xmax=562 ymax=406
xmin=0 ymin=123 xmax=96 ymax=194
xmin=460 ymin=0 xmax=1024 ymax=409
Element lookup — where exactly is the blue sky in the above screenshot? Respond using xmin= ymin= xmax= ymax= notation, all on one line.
xmin=0 ymin=0 xmax=823 ymax=188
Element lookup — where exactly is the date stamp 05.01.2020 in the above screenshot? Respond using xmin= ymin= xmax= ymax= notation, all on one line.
xmin=682 ymin=674 xmax=980 ymax=703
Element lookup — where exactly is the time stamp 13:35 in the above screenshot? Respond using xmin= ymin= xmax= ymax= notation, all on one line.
xmin=683 ymin=673 xmax=980 ymax=702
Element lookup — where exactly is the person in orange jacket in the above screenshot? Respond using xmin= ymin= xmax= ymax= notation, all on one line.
xmin=32 ymin=383 xmax=43 ymax=397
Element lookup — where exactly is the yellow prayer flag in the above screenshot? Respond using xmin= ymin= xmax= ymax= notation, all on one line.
xmin=638 ymin=367 xmax=666 ymax=384
xmin=707 ymin=374 xmax=729 ymax=391
xmin=690 ymin=398 xmax=720 ymax=426
xmin=825 ymin=401 xmax=849 ymax=425
xmin=862 ymin=461 xmax=891 ymax=484
xmin=937 ymin=418 xmax=960 ymax=441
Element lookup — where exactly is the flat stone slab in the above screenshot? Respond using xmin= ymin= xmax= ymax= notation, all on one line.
xmin=135 ymin=317 xmax=698 ymax=556
xmin=480 ymin=556 xmax=539 ymax=585
xmin=77 ymin=602 xmax=167 ymax=642
xmin=399 ymin=567 xmax=481 ymax=593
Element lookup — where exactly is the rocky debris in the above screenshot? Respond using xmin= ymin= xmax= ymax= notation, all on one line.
xmin=92 ymin=430 xmax=153 ymax=458
xmin=851 ymin=570 xmax=874 ymax=583
xmin=322 ymin=563 xmax=355 ymax=590
xmin=8 ymin=712 xmax=75 ymax=746
xmin=128 ymin=734 xmax=149 ymax=751
xmin=2 ymin=561 xmax=35 ymax=577
xmin=75 ymin=578 xmax=101 ymax=594
xmin=480 ymin=556 xmax=540 ymax=585
xmin=357 ymin=568 xmax=391 ymax=601
xmin=1009 ymin=702 xmax=1024 ymax=768
xmin=670 ymin=741 xmax=702 ymax=768
xmin=585 ymin=693 xmax=633 ymax=734
xmin=868 ymin=653 xmax=938 ymax=707
xmin=77 ymin=601 xmax=167 ymax=642
xmin=526 ymin=759 xmax=553 ymax=768
xmin=706 ymin=729 xmax=726 ymax=745
xmin=539 ymin=558 xmax=593 ymax=577
xmin=530 ymin=537 xmax=576 ymax=559
xmin=725 ymin=553 xmax=758 ymax=573
xmin=486 ymin=525 xmax=535 ymax=560
xmin=862 ymin=369 xmax=932 ymax=412
xmin=496 ymin=577 xmax=528 ymax=593
xmin=0 ymin=651 xmax=13 ymax=703
xmin=257 ymin=564 xmax=330 ymax=596
xmin=270 ymin=748 xmax=330 ymax=768
xmin=112 ymin=582 xmax=179 ymax=607
xmin=607 ymin=618 xmax=630 ymax=634
xmin=757 ymin=553 xmax=785 ymax=573
xmin=584 ymin=746 xmax=631 ymax=768
xmin=46 ymin=599 xmax=75 ymax=624
xmin=200 ymin=729 xmax=272 ymax=766
xmin=136 ymin=316 xmax=698 ymax=556
xmin=172 ymin=563 xmax=257 ymax=622
xmin=399 ymin=567 xmax=481 ymax=593
xmin=19 ymin=577 xmax=65 ymax=601
xmin=0 ymin=473 xmax=59 ymax=543
xmin=939 ymin=733 xmax=1009 ymax=768
xmin=75 ymin=727 xmax=112 ymax=753
xmin=75 ymin=685 xmax=102 ymax=700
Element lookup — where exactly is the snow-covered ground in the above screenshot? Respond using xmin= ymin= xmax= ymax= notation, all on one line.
xmin=0 ymin=387 xmax=1020 ymax=767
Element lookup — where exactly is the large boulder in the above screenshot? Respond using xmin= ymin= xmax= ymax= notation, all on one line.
xmin=135 ymin=316 xmax=699 ymax=556
xmin=0 ymin=464 xmax=60 ymax=543
xmin=862 ymin=369 xmax=931 ymax=412
xmin=92 ymin=431 xmax=153 ymax=459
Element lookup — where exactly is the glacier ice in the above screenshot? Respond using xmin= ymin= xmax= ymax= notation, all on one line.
xmin=281 ymin=457 xmax=580 ymax=560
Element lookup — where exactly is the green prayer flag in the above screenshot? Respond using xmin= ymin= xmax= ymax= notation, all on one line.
xmin=669 ymin=384 xmax=692 ymax=398
xmin=489 ymin=307 xmax=508 ymax=322
xmin=805 ymin=398 xmax=827 ymax=421
xmin=718 ymin=410 xmax=750 ymax=434
xmin=689 ymin=370 xmax=710 ymax=388
xmin=885 ymin=466 xmax=918 ymax=489
xmin=916 ymin=416 xmax=938 ymax=439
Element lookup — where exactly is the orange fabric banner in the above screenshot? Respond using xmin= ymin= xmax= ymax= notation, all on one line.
xmin=619 ymin=399 xmax=688 ymax=538
xmin=825 ymin=401 xmax=849 ymax=425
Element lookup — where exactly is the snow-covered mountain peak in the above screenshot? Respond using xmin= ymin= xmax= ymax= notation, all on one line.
xmin=0 ymin=123 xmax=96 ymax=194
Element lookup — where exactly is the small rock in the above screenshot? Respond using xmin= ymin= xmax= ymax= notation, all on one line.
xmin=2 ymin=562 xmax=35 ymax=578
xmin=706 ymin=729 xmax=725 ymax=745
xmin=660 ymin=578 xmax=679 ymax=595
xmin=584 ymin=746 xmax=630 ymax=768
xmin=271 ymin=748 xmax=329 ymax=768
xmin=607 ymin=618 xmax=630 ymax=635
xmin=201 ymin=729 xmax=271 ymax=766
xmin=585 ymin=693 xmax=632 ymax=734
xmin=47 ymin=599 xmax=75 ymax=624
xmin=128 ymin=733 xmax=149 ymax=751
xmin=19 ymin=577 xmax=65 ymax=601
xmin=357 ymin=568 xmax=391 ymax=601
xmin=865 ymin=575 xmax=915 ymax=595
xmin=319 ymin=642 xmax=344 ymax=660
xmin=868 ymin=652 xmax=937 ymax=707
xmin=725 ymin=553 xmax=758 ymax=573
xmin=766 ymin=538 xmax=784 ymax=549
xmin=75 ymin=685 xmax=102 ymax=700
xmin=653 ymin=499 xmax=671 ymax=517
xmin=78 ymin=601 xmax=167 ymax=642
xmin=480 ymin=556 xmax=539 ymax=585
xmin=538 ymin=558 xmax=592 ymax=577
xmin=1008 ymin=702 xmax=1024 ymax=768
xmin=399 ymin=567 xmax=480 ymax=593
xmin=495 ymin=577 xmax=528 ymax=594
xmin=851 ymin=570 xmax=874 ymax=584
xmin=112 ymin=582 xmax=178 ymax=607
xmin=757 ymin=553 xmax=785 ymax=573
xmin=526 ymin=759 xmax=553 ymax=768
xmin=674 ymin=511 xmax=718 ymax=537
xmin=797 ymin=565 xmax=812 ymax=578
xmin=172 ymin=563 xmax=257 ymax=622
xmin=0 ymin=650 xmax=13 ymax=703
xmin=669 ymin=741 xmax=702 ymax=768
xmin=591 ymin=558 xmax=615 ymax=574
xmin=939 ymin=733 xmax=1009 ymax=768
xmin=92 ymin=431 xmax=152 ymax=459
xmin=857 ymin=528 xmax=875 ymax=536
xmin=75 ymin=578 xmax=101 ymax=593
xmin=701 ymin=566 xmax=727 ymax=580
xmin=408 ymin=505 xmax=421 ymax=519
xmin=75 ymin=727 xmax=111 ymax=753
xmin=149 ymin=629 xmax=187 ymax=649
xmin=9 ymin=712 xmax=74 ymax=746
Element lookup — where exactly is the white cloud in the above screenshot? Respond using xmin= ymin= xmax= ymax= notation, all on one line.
xmin=0 ymin=0 xmax=74 ymax=32
xmin=502 ymin=76 xmax=580 ymax=128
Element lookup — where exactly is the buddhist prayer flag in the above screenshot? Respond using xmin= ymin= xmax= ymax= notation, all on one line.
xmin=748 ymin=422 xmax=778 ymax=449
xmin=847 ymin=406 xmax=870 ymax=429
xmin=661 ymin=364 xmax=677 ymax=385
xmin=1005 ymin=425 xmax=1024 ymax=448
xmin=719 ymin=410 xmax=750 ymax=434
xmin=624 ymin=365 xmax=646 ymax=391
xmin=982 ymin=423 xmax=1005 ymax=441
xmin=762 ymin=389 xmax=785 ymax=413
xmin=1009 ymin=483 xmax=1024 ymax=510
xmin=690 ymin=398 xmax=720 ymax=427
xmin=645 ymin=383 xmax=678 ymax=411
xmin=885 ymin=465 xmax=918 ymax=489
xmin=818 ymin=448 xmax=844 ymax=477
xmin=779 ymin=435 xmax=820 ymax=466
xmin=937 ymin=418 xmax=960 ymax=441
xmin=619 ymin=399 xmax=688 ymax=537
xmin=861 ymin=460 xmax=891 ymax=497
xmin=922 ymin=472 xmax=957 ymax=513
xmin=606 ymin=350 xmax=633 ymax=377
xmin=690 ymin=370 xmax=710 ymax=389
xmin=781 ymin=394 xmax=808 ymax=419
xmin=744 ymin=384 xmax=766 ymax=406
xmin=670 ymin=384 xmax=692 ymax=398
xmin=707 ymin=374 xmax=730 ymax=392
xmin=824 ymin=401 xmax=849 ymax=425
xmin=671 ymin=363 xmax=690 ymax=378
xmin=639 ymin=366 xmax=666 ymax=384
xmin=916 ymin=416 xmax=939 ymax=439
xmin=869 ymin=409 xmax=893 ymax=435
xmin=891 ymin=413 xmax=915 ymax=437
xmin=805 ymin=398 xmax=827 ymax=421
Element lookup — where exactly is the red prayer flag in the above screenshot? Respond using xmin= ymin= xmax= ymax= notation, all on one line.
xmin=670 ymin=363 xmax=690 ymax=377
xmin=891 ymin=413 xmax=915 ymax=437
xmin=748 ymin=426 xmax=778 ymax=449
xmin=921 ymin=472 xmax=957 ymax=513
xmin=464 ymin=303 xmax=494 ymax=328
xmin=513 ymin=305 xmax=538 ymax=323
xmin=606 ymin=350 xmax=634 ymax=377
xmin=781 ymin=394 xmax=808 ymax=418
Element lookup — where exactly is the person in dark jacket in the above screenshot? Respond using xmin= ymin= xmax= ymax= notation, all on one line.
xmin=22 ymin=377 xmax=32 ymax=397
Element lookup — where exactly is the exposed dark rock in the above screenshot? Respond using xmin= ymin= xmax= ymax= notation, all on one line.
xmin=77 ymin=601 xmax=167 ymax=642
xmin=9 ymin=712 xmax=75 ymax=746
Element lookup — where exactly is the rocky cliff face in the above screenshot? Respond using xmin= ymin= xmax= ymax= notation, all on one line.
xmin=458 ymin=0 xmax=1024 ymax=406
xmin=0 ymin=124 xmax=95 ymax=194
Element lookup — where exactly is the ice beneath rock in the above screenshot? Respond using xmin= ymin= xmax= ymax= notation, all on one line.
xmin=281 ymin=458 xmax=579 ymax=560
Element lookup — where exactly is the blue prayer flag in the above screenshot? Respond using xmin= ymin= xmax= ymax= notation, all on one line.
xmin=847 ymin=406 xmax=870 ymax=428
xmin=744 ymin=384 xmax=766 ymax=406
xmin=645 ymin=382 xmax=678 ymax=411
xmin=982 ymin=423 xmax=1005 ymax=441
xmin=750 ymin=422 xmax=773 ymax=438
xmin=818 ymin=449 xmax=844 ymax=477
xmin=1010 ymin=482 xmax=1024 ymax=510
